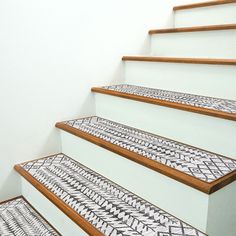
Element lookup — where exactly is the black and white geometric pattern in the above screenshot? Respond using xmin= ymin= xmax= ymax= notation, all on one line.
xmin=101 ymin=84 xmax=236 ymax=114
xmin=63 ymin=116 xmax=236 ymax=183
xmin=0 ymin=197 xmax=60 ymax=236
xmin=20 ymin=154 xmax=206 ymax=236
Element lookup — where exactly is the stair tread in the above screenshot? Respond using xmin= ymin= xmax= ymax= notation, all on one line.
xmin=122 ymin=56 xmax=236 ymax=65
xmin=174 ymin=0 xmax=236 ymax=11
xmin=149 ymin=24 xmax=236 ymax=34
xmin=0 ymin=196 xmax=60 ymax=236
xmin=92 ymin=84 xmax=236 ymax=121
xmin=15 ymin=153 xmax=206 ymax=236
xmin=56 ymin=116 xmax=236 ymax=194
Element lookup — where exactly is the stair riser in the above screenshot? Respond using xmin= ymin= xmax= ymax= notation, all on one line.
xmin=60 ymin=130 xmax=209 ymax=233
xmin=207 ymin=184 xmax=236 ymax=236
xmin=94 ymin=93 xmax=236 ymax=158
xmin=21 ymin=179 xmax=87 ymax=236
xmin=174 ymin=3 xmax=236 ymax=27
xmin=60 ymin=130 xmax=236 ymax=236
xmin=124 ymin=61 xmax=236 ymax=100
xmin=151 ymin=30 xmax=236 ymax=58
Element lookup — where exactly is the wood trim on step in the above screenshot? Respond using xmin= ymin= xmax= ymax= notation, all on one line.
xmin=91 ymin=87 xmax=236 ymax=121
xmin=122 ymin=56 xmax=236 ymax=65
xmin=55 ymin=122 xmax=236 ymax=194
xmin=14 ymin=165 xmax=103 ymax=236
xmin=149 ymin=24 xmax=236 ymax=34
xmin=174 ymin=0 xmax=236 ymax=11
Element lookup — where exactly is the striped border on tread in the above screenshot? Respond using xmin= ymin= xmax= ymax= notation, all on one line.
xmin=174 ymin=0 xmax=236 ymax=11
xmin=55 ymin=117 xmax=236 ymax=194
xmin=149 ymin=24 xmax=236 ymax=34
xmin=92 ymin=85 xmax=236 ymax=121
xmin=0 ymin=196 xmax=61 ymax=235
xmin=15 ymin=154 xmax=207 ymax=236
xmin=122 ymin=56 xmax=236 ymax=66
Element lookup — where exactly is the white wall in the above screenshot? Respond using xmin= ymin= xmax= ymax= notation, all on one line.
xmin=0 ymin=0 xmax=200 ymax=201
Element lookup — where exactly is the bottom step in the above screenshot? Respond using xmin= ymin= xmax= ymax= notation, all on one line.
xmin=0 ymin=196 xmax=60 ymax=235
xmin=15 ymin=153 xmax=206 ymax=236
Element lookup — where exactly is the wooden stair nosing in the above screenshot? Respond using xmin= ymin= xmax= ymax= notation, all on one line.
xmin=122 ymin=56 xmax=236 ymax=65
xmin=55 ymin=122 xmax=236 ymax=194
xmin=92 ymin=87 xmax=236 ymax=121
xmin=174 ymin=0 xmax=236 ymax=11
xmin=149 ymin=24 xmax=236 ymax=34
xmin=14 ymin=161 xmax=103 ymax=236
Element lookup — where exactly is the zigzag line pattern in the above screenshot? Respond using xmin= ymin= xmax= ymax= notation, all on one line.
xmin=102 ymin=84 xmax=236 ymax=114
xmin=0 ymin=197 xmax=60 ymax=236
xmin=63 ymin=116 xmax=236 ymax=183
xmin=21 ymin=154 xmax=206 ymax=236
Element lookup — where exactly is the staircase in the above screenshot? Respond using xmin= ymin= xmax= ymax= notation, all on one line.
xmin=1 ymin=1 xmax=236 ymax=235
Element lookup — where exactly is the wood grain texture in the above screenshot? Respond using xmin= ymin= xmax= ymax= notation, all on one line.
xmin=149 ymin=24 xmax=236 ymax=34
xmin=174 ymin=0 xmax=236 ymax=10
xmin=55 ymin=122 xmax=236 ymax=194
xmin=14 ymin=164 xmax=103 ymax=236
xmin=122 ymin=56 xmax=236 ymax=65
xmin=91 ymin=87 xmax=236 ymax=121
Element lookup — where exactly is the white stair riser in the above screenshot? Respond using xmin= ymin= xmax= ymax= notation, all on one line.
xmin=207 ymin=184 xmax=236 ymax=236
xmin=94 ymin=93 xmax=236 ymax=158
xmin=151 ymin=30 xmax=236 ymax=58
xmin=21 ymin=179 xmax=87 ymax=236
xmin=60 ymin=130 xmax=236 ymax=236
xmin=174 ymin=3 xmax=236 ymax=27
xmin=124 ymin=61 xmax=236 ymax=100
xmin=60 ymin=130 xmax=209 ymax=232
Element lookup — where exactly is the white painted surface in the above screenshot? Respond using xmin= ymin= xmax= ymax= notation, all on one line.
xmin=0 ymin=0 xmax=200 ymax=200
xmin=207 ymin=181 xmax=236 ymax=236
xmin=94 ymin=93 xmax=236 ymax=158
xmin=21 ymin=178 xmax=87 ymax=236
xmin=174 ymin=3 xmax=236 ymax=27
xmin=60 ymin=130 xmax=209 ymax=232
xmin=151 ymin=29 xmax=236 ymax=58
xmin=3 ymin=0 xmax=236 ymax=234
xmin=124 ymin=61 xmax=236 ymax=100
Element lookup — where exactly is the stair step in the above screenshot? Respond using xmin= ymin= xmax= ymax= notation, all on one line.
xmin=56 ymin=117 xmax=236 ymax=194
xmin=0 ymin=196 xmax=60 ymax=235
xmin=149 ymin=24 xmax=236 ymax=58
xmin=92 ymin=84 xmax=236 ymax=121
xmin=149 ymin=24 xmax=236 ymax=34
xmin=122 ymin=56 xmax=236 ymax=65
xmin=174 ymin=0 xmax=236 ymax=11
xmin=173 ymin=1 xmax=236 ymax=28
xmin=15 ymin=153 xmax=206 ymax=236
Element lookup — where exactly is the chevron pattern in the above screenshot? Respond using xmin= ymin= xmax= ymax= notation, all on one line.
xmin=20 ymin=154 xmax=206 ymax=236
xmin=0 ymin=197 xmax=60 ymax=236
xmin=63 ymin=116 xmax=236 ymax=183
xmin=102 ymin=84 xmax=236 ymax=114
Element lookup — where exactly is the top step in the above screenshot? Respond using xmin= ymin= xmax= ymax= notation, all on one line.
xmin=173 ymin=1 xmax=236 ymax=27
xmin=174 ymin=0 xmax=236 ymax=11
